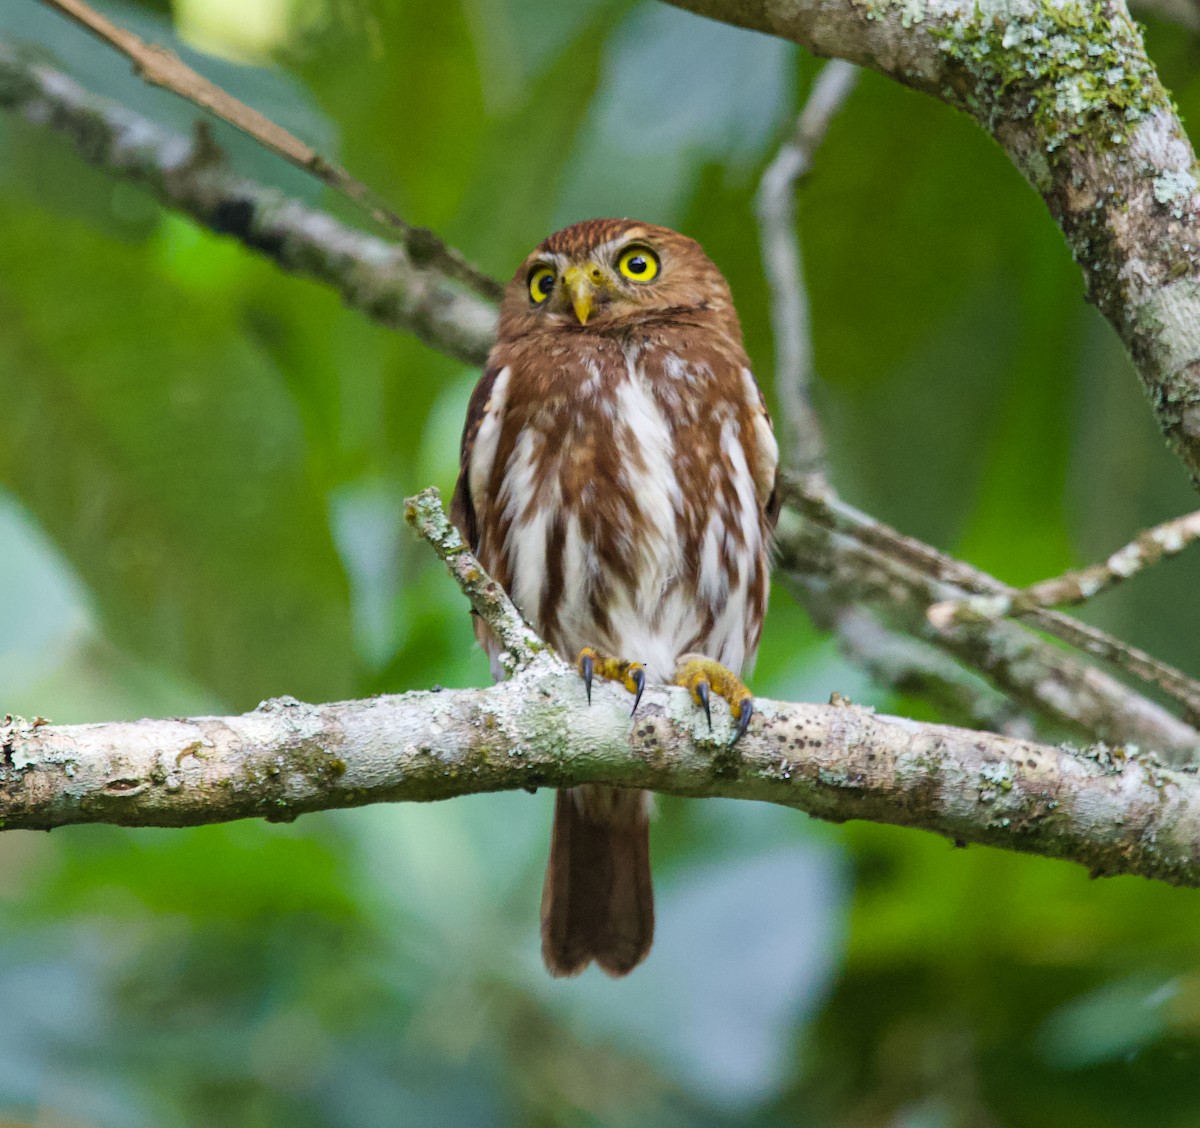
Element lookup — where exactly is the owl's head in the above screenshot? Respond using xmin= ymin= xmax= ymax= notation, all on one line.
xmin=498 ymin=219 xmax=740 ymax=340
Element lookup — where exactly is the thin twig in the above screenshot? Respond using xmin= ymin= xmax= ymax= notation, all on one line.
xmin=785 ymin=477 xmax=1200 ymax=724
xmin=403 ymin=487 xmax=546 ymax=674
xmin=834 ymin=607 xmax=1035 ymax=738
xmin=0 ymin=41 xmax=497 ymax=365
xmin=754 ymin=62 xmax=1022 ymax=729
xmin=929 ymin=509 xmax=1200 ymax=622
xmin=755 ymin=60 xmax=858 ymax=478
xmin=751 ymin=60 xmax=1168 ymax=742
xmin=775 ymin=509 xmax=1200 ymax=756
xmin=38 ymin=0 xmax=503 ymax=302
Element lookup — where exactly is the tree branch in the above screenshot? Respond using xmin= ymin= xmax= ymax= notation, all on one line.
xmin=666 ymin=0 xmax=1200 ymax=496
xmin=38 ymin=0 xmax=502 ymax=301
xmin=778 ymin=485 xmax=1200 ymax=756
xmin=6 ymin=652 xmax=1200 ymax=887
xmin=833 ymin=607 xmax=1036 ymax=738
xmin=789 ymin=478 xmax=1200 ymax=723
xmin=756 ymin=58 xmax=858 ymax=478
xmin=930 ymin=509 xmax=1200 ymax=623
xmin=403 ymin=487 xmax=546 ymax=674
xmin=753 ymin=60 xmax=1057 ymax=734
xmin=6 ymin=489 xmax=1198 ymax=887
xmin=0 ymin=39 xmax=497 ymax=366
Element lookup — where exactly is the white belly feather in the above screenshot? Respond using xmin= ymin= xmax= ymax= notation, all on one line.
xmin=476 ymin=356 xmax=766 ymax=685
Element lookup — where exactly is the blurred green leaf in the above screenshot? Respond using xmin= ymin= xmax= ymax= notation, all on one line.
xmin=2 ymin=0 xmax=339 ymax=200
xmin=0 ymin=199 xmax=355 ymax=707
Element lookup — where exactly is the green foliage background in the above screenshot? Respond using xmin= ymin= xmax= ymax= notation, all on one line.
xmin=3 ymin=1 xmax=1200 ymax=1124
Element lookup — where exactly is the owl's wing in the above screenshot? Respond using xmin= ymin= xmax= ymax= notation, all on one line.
xmin=743 ymin=367 xmax=781 ymax=532
xmin=451 ymin=361 xmax=507 ymax=552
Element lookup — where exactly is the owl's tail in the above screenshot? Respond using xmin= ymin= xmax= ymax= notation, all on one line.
xmin=540 ymin=785 xmax=654 ymax=977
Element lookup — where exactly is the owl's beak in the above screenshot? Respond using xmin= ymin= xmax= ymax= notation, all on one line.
xmin=563 ymin=264 xmax=597 ymax=325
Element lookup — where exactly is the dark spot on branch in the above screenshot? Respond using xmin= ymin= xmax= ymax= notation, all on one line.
xmin=711 ymin=742 xmax=743 ymax=781
xmin=210 ymin=197 xmax=285 ymax=258
xmin=103 ymin=778 xmax=146 ymax=795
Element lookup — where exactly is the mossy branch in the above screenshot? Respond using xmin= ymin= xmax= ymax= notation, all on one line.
xmin=666 ymin=0 xmax=1200 ymax=494
xmin=404 ymin=487 xmax=547 ymax=674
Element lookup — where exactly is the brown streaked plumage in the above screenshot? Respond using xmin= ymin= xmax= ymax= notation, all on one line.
xmin=452 ymin=219 xmax=778 ymax=977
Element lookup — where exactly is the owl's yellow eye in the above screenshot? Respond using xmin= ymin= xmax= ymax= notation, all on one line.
xmin=528 ymin=266 xmax=556 ymax=303
xmin=617 ymin=246 xmax=659 ymax=283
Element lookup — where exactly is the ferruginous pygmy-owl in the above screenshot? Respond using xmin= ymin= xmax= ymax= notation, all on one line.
xmin=452 ymin=219 xmax=779 ymax=977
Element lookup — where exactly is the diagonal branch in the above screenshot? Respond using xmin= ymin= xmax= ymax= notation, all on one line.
xmin=778 ymin=485 xmax=1200 ymax=756
xmin=404 ymin=487 xmax=546 ymax=674
xmin=39 ymin=0 xmax=502 ymax=301
xmin=832 ymin=606 xmax=1035 ymax=737
xmin=0 ymin=39 xmax=497 ymax=365
xmin=788 ymin=479 xmax=1200 ymax=724
xmin=752 ymin=60 xmax=1065 ymax=738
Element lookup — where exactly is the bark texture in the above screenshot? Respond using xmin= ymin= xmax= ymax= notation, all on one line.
xmin=4 ymin=672 xmax=1200 ymax=888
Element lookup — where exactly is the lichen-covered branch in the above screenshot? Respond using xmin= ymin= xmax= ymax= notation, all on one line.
xmin=404 ymin=487 xmax=546 ymax=674
xmin=0 ymin=40 xmax=497 ymax=365
xmin=7 ymin=490 xmax=1198 ymax=883
xmin=5 ymin=674 xmax=1200 ymax=888
xmin=930 ymin=509 xmax=1200 ymax=623
xmin=666 ymin=0 xmax=1200 ymax=495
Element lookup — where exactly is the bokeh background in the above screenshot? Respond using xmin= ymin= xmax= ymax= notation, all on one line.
xmin=3 ymin=1 xmax=1200 ymax=1124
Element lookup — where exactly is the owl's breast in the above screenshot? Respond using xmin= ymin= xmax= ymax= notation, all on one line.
xmin=471 ymin=340 xmax=768 ymax=683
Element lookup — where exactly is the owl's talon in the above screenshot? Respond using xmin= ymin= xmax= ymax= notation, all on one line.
xmin=674 ymin=655 xmax=755 ymax=739
xmin=694 ymin=679 xmax=712 ymax=730
xmin=576 ymin=647 xmax=645 ymax=713
xmin=732 ymin=698 xmax=753 ymax=745
xmin=630 ymin=666 xmax=646 ymax=716
xmin=580 ymin=651 xmax=595 ymax=705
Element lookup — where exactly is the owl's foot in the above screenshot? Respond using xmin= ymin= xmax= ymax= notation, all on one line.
xmin=672 ymin=655 xmax=754 ymax=744
xmin=577 ymin=647 xmax=646 ymax=715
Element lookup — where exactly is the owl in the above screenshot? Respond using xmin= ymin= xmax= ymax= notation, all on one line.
xmin=452 ymin=219 xmax=779 ymax=976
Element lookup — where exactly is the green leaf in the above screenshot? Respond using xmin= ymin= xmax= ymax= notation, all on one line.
xmin=0 ymin=199 xmax=355 ymax=706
